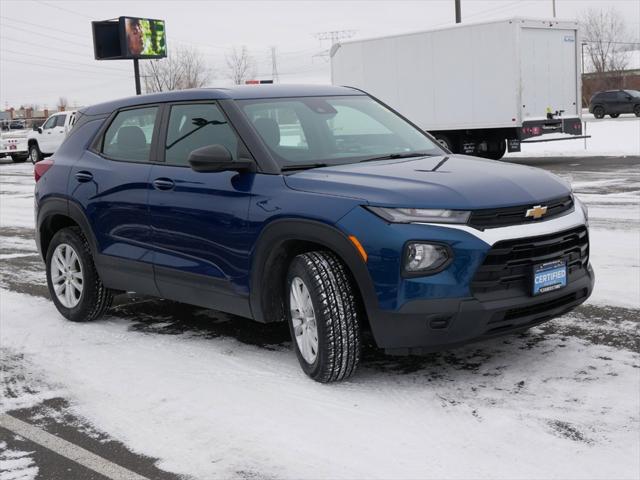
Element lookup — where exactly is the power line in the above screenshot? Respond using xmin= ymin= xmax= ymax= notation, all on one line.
xmin=33 ymin=0 xmax=92 ymax=19
xmin=0 ymin=15 xmax=87 ymax=39
xmin=1 ymin=49 xmax=131 ymax=74
xmin=0 ymin=23 xmax=91 ymax=47
xmin=1 ymin=58 xmax=131 ymax=78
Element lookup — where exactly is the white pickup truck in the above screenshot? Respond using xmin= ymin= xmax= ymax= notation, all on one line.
xmin=1 ymin=111 xmax=77 ymax=163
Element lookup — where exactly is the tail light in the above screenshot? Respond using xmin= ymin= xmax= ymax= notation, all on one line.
xmin=34 ymin=158 xmax=54 ymax=182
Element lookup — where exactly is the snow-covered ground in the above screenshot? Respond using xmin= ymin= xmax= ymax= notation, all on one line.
xmin=1 ymin=149 xmax=639 ymax=479
xmin=506 ymin=115 xmax=640 ymax=158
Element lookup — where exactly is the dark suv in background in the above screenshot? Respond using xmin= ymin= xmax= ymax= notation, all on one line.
xmin=589 ymin=89 xmax=640 ymax=118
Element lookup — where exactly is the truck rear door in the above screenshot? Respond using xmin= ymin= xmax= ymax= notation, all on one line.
xmin=520 ymin=27 xmax=578 ymax=120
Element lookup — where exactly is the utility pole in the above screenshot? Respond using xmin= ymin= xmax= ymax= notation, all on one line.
xmin=552 ymin=0 xmax=556 ymax=18
xmin=455 ymin=0 xmax=462 ymax=23
xmin=270 ymin=46 xmax=280 ymax=83
xmin=314 ymin=30 xmax=356 ymax=59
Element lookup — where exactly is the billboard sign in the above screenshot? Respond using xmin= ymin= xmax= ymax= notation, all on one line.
xmin=92 ymin=16 xmax=167 ymax=60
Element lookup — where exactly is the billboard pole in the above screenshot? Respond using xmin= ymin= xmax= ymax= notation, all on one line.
xmin=133 ymin=58 xmax=141 ymax=95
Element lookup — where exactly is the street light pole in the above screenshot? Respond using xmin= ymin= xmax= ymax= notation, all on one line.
xmin=552 ymin=0 xmax=556 ymax=18
xmin=455 ymin=0 xmax=461 ymax=23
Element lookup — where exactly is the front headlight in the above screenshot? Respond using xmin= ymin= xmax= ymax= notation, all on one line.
xmin=367 ymin=206 xmax=471 ymax=224
xmin=404 ymin=242 xmax=451 ymax=275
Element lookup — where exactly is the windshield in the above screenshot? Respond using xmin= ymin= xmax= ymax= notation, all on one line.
xmin=625 ymin=90 xmax=640 ymax=97
xmin=239 ymin=95 xmax=443 ymax=169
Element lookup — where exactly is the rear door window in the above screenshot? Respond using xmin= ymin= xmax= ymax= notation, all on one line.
xmin=55 ymin=115 xmax=67 ymax=127
xmin=102 ymin=107 xmax=158 ymax=162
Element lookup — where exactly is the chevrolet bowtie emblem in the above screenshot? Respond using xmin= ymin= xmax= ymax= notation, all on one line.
xmin=525 ymin=205 xmax=548 ymax=219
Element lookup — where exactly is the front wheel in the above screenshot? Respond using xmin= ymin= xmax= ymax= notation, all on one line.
xmin=286 ymin=251 xmax=361 ymax=383
xmin=634 ymin=105 xmax=640 ymax=117
xmin=29 ymin=144 xmax=42 ymax=164
xmin=593 ymin=106 xmax=605 ymax=119
xmin=609 ymin=113 xmax=620 ymax=118
xmin=46 ymin=227 xmax=113 ymax=322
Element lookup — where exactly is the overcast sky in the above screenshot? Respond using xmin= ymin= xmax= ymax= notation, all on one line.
xmin=1 ymin=0 xmax=639 ymax=109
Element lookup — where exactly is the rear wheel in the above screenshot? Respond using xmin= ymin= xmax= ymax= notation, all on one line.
xmin=28 ymin=143 xmax=42 ymax=164
xmin=482 ymin=138 xmax=507 ymax=160
xmin=286 ymin=251 xmax=361 ymax=383
xmin=11 ymin=154 xmax=27 ymax=163
xmin=609 ymin=113 xmax=620 ymax=118
xmin=433 ymin=133 xmax=454 ymax=152
xmin=593 ymin=106 xmax=605 ymax=119
xmin=46 ymin=227 xmax=113 ymax=322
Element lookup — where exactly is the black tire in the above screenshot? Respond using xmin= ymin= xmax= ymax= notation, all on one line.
xmin=46 ymin=227 xmax=113 ymax=322
xmin=10 ymin=154 xmax=28 ymax=163
xmin=433 ymin=133 xmax=454 ymax=153
xmin=634 ymin=105 xmax=640 ymax=117
xmin=286 ymin=251 xmax=361 ymax=383
xmin=593 ymin=106 xmax=605 ymax=119
xmin=483 ymin=138 xmax=507 ymax=160
xmin=28 ymin=143 xmax=42 ymax=164
xmin=609 ymin=113 xmax=620 ymax=118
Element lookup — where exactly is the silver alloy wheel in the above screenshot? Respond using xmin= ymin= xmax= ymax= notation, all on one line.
xmin=51 ymin=243 xmax=84 ymax=308
xmin=289 ymin=276 xmax=319 ymax=364
xmin=29 ymin=146 xmax=38 ymax=164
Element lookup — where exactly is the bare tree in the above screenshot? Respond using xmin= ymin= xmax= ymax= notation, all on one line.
xmin=226 ymin=46 xmax=255 ymax=85
xmin=58 ymin=97 xmax=69 ymax=111
xmin=142 ymin=45 xmax=211 ymax=93
xmin=581 ymin=8 xmax=630 ymax=75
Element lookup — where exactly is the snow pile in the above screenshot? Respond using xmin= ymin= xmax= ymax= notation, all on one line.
xmin=0 ymin=441 xmax=38 ymax=480
xmin=1 ymin=289 xmax=639 ymax=480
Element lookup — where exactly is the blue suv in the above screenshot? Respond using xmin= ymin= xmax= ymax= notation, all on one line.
xmin=35 ymin=85 xmax=594 ymax=382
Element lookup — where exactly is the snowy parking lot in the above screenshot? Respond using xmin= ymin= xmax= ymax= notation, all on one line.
xmin=1 ymin=118 xmax=639 ymax=479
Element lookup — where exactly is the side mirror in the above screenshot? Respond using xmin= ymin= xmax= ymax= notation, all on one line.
xmin=37 ymin=127 xmax=43 ymax=134
xmin=188 ymin=144 xmax=255 ymax=173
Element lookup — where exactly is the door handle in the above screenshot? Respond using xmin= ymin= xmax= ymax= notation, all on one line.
xmin=75 ymin=171 xmax=93 ymax=182
xmin=153 ymin=178 xmax=175 ymax=191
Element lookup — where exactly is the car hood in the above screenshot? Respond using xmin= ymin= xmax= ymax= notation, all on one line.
xmin=283 ymin=155 xmax=571 ymax=209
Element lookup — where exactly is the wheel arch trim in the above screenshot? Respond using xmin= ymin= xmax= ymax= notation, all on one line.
xmin=249 ymin=218 xmax=379 ymax=323
xmin=37 ymin=197 xmax=99 ymax=261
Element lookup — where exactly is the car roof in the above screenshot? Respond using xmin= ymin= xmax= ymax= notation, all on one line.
xmin=81 ymin=84 xmax=365 ymax=116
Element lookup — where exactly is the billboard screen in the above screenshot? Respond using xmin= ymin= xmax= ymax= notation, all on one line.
xmin=92 ymin=17 xmax=166 ymax=60
xmin=121 ymin=17 xmax=166 ymax=59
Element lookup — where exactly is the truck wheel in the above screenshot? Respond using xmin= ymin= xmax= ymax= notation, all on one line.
xmin=484 ymin=139 xmax=507 ymax=160
xmin=286 ymin=251 xmax=361 ymax=383
xmin=634 ymin=105 xmax=640 ymax=117
xmin=46 ymin=227 xmax=113 ymax=322
xmin=10 ymin=154 xmax=28 ymax=163
xmin=609 ymin=113 xmax=620 ymax=118
xmin=593 ymin=106 xmax=605 ymax=119
xmin=433 ymin=134 xmax=454 ymax=152
xmin=29 ymin=144 xmax=42 ymax=164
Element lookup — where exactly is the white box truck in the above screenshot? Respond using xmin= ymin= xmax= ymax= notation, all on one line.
xmin=331 ymin=18 xmax=584 ymax=159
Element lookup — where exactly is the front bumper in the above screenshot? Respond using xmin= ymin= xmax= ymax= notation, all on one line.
xmin=370 ymin=264 xmax=594 ymax=354
xmin=338 ymin=199 xmax=593 ymax=354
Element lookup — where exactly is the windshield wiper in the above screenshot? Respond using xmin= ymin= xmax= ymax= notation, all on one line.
xmin=359 ymin=152 xmax=435 ymax=163
xmin=280 ymin=163 xmax=329 ymax=172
